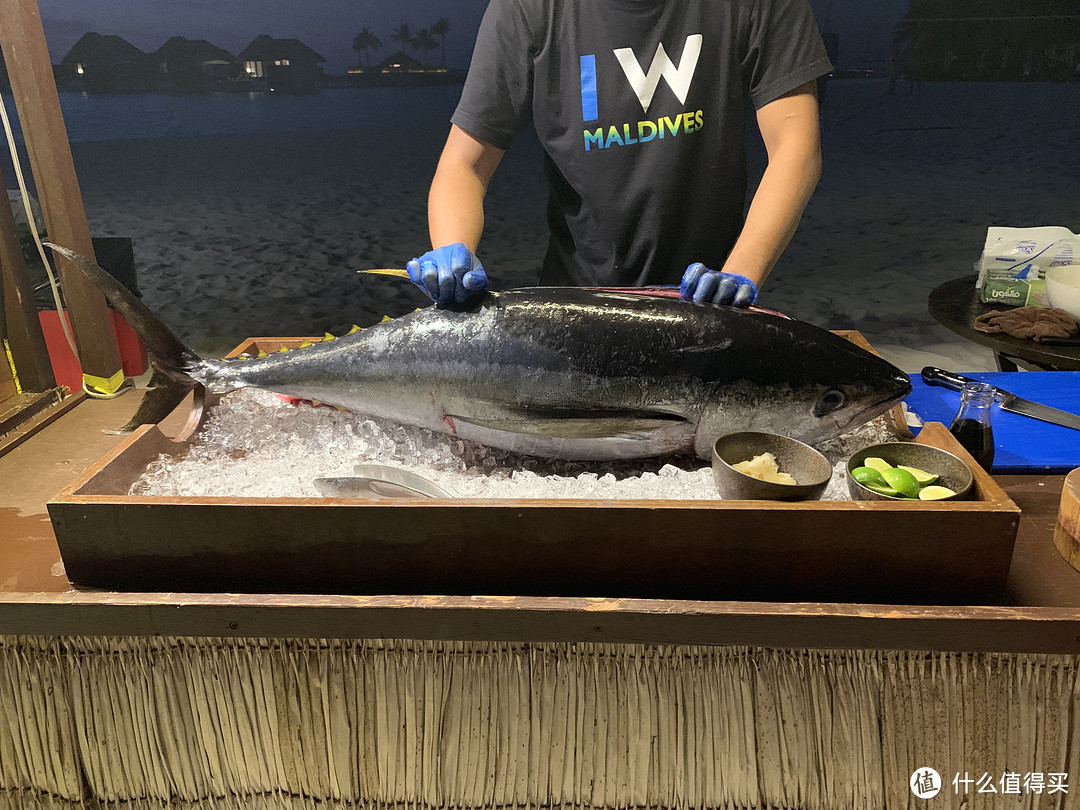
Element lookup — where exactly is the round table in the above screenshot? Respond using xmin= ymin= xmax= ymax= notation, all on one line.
xmin=928 ymin=277 xmax=1080 ymax=371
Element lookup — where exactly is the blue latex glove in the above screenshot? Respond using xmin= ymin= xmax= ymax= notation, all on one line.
xmin=406 ymin=243 xmax=489 ymax=308
xmin=679 ymin=263 xmax=758 ymax=308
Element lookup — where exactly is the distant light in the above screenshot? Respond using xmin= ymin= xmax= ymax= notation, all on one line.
xmin=76 ymin=63 xmax=84 ymax=75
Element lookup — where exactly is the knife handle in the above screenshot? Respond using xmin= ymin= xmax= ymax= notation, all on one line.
xmin=1038 ymin=336 xmax=1080 ymax=346
xmin=920 ymin=366 xmax=980 ymax=392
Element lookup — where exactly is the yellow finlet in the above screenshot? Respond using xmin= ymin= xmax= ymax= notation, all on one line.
xmin=380 ymin=315 xmax=393 ymax=323
xmin=278 ymin=345 xmax=290 ymax=353
xmin=322 ymin=332 xmax=335 ymax=341
xmin=257 ymin=351 xmax=268 ymax=358
xmin=298 ymin=340 xmax=313 ymax=349
xmin=348 ymin=324 xmax=362 ymax=334
xmin=361 ymin=268 xmax=411 ymax=279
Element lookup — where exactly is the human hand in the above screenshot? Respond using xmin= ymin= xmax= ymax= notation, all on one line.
xmin=406 ymin=243 xmax=489 ymax=308
xmin=679 ymin=263 xmax=758 ymax=308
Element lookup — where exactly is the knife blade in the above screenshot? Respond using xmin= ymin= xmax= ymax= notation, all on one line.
xmin=920 ymin=366 xmax=1080 ymax=431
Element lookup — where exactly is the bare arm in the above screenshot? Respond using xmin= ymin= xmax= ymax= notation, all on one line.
xmin=720 ymin=82 xmax=823 ymax=287
xmin=428 ymin=124 xmax=506 ymax=251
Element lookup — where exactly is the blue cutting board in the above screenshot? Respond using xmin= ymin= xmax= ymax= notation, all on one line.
xmin=905 ymin=371 xmax=1080 ymax=473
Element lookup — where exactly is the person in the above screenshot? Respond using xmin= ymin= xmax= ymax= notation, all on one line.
xmin=407 ymin=0 xmax=832 ymax=310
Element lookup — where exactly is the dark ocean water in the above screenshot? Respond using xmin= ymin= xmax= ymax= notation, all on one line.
xmin=3 ymin=86 xmax=464 ymax=143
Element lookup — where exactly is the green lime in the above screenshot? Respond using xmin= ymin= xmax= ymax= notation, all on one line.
xmin=864 ymin=482 xmax=901 ymax=497
xmin=881 ymin=467 xmax=921 ymax=498
xmin=898 ymin=465 xmax=939 ymax=485
xmin=918 ymin=485 xmax=957 ymax=501
xmin=850 ymin=466 xmax=887 ymax=487
xmin=863 ymin=457 xmax=893 ymax=474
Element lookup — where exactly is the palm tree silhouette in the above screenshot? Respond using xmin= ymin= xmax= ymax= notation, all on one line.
xmin=431 ymin=18 xmax=451 ymax=67
xmin=351 ymin=27 xmax=381 ymax=67
xmin=391 ymin=22 xmax=413 ymax=55
xmin=413 ymin=28 xmax=438 ymax=65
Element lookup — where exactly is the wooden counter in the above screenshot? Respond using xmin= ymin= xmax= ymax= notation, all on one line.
xmin=1 ymin=390 xmax=1077 ymax=654
xmin=4 ymin=391 xmax=1080 ymax=810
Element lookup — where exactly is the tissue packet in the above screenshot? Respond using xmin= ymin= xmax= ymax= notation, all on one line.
xmin=977 ymin=226 xmax=1078 ymax=307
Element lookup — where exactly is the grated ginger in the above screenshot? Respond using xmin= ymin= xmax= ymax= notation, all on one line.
xmin=731 ymin=452 xmax=798 ymax=485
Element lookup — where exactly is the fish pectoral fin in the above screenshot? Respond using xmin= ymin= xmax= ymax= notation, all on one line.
xmin=448 ymin=413 xmax=689 ymax=441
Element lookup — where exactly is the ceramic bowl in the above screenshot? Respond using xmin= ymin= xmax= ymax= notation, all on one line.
xmin=845 ymin=442 xmax=974 ymax=502
xmin=1046 ymin=266 xmax=1080 ymax=321
xmin=712 ymin=431 xmax=832 ymax=501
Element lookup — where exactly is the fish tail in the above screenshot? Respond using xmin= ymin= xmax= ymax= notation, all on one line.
xmin=45 ymin=243 xmax=205 ymax=432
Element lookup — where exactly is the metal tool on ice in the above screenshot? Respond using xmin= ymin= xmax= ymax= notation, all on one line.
xmin=921 ymin=366 xmax=1080 ymax=431
xmin=314 ymin=465 xmax=455 ymax=499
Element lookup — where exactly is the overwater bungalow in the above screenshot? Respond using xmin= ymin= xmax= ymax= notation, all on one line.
xmin=150 ymin=36 xmax=239 ymax=92
xmin=57 ymin=32 xmax=149 ymax=92
xmin=237 ymin=35 xmax=326 ymax=92
xmin=347 ymin=51 xmax=464 ymax=87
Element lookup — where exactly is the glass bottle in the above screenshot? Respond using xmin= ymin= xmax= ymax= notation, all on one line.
xmin=949 ymin=381 xmax=995 ymax=471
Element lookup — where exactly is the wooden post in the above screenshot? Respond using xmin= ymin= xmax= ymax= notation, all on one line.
xmin=0 ymin=308 xmax=15 ymax=403
xmin=0 ymin=185 xmax=56 ymax=392
xmin=0 ymin=0 xmax=124 ymax=393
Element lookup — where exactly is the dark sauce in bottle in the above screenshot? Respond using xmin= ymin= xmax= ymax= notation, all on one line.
xmin=949 ymin=417 xmax=994 ymax=471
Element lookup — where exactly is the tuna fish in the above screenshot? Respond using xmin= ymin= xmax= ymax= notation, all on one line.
xmin=51 ymin=244 xmax=911 ymax=460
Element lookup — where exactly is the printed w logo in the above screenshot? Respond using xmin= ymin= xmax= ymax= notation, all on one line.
xmin=614 ymin=34 xmax=702 ymax=113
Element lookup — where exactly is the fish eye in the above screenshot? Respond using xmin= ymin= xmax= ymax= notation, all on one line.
xmin=813 ymin=388 xmax=847 ymax=418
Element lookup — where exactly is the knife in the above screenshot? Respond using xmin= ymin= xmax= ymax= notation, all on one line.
xmin=921 ymin=366 xmax=1080 ymax=431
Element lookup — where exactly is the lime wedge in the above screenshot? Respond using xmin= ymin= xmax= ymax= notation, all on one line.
xmin=918 ymin=485 xmax=957 ymax=500
xmin=864 ymin=482 xmax=901 ymax=497
xmin=850 ymin=466 xmax=887 ymax=487
xmin=881 ymin=467 xmax=920 ymax=498
xmin=863 ymin=457 xmax=893 ymax=474
xmin=898 ymin=465 xmax=939 ymax=485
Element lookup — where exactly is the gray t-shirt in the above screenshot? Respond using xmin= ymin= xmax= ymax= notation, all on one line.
xmin=452 ymin=0 xmax=832 ymax=287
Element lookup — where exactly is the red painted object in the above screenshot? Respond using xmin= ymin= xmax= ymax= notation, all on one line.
xmin=38 ymin=310 xmax=148 ymax=393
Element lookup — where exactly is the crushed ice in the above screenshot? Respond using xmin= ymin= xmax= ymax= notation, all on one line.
xmin=129 ymin=388 xmax=900 ymax=500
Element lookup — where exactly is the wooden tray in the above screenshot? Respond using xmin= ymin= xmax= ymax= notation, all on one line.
xmin=46 ymin=332 xmax=1021 ymax=604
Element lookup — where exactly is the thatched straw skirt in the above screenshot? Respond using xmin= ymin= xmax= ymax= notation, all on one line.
xmin=0 ymin=637 xmax=1076 ymax=809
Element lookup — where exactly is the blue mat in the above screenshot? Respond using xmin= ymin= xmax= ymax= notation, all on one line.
xmin=904 ymin=371 xmax=1080 ymax=473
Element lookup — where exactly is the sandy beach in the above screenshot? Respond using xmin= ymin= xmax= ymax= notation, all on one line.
xmin=63 ymin=79 xmax=1080 ymax=370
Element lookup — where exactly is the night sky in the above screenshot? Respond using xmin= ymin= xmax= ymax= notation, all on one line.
xmin=37 ymin=0 xmax=911 ymax=75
